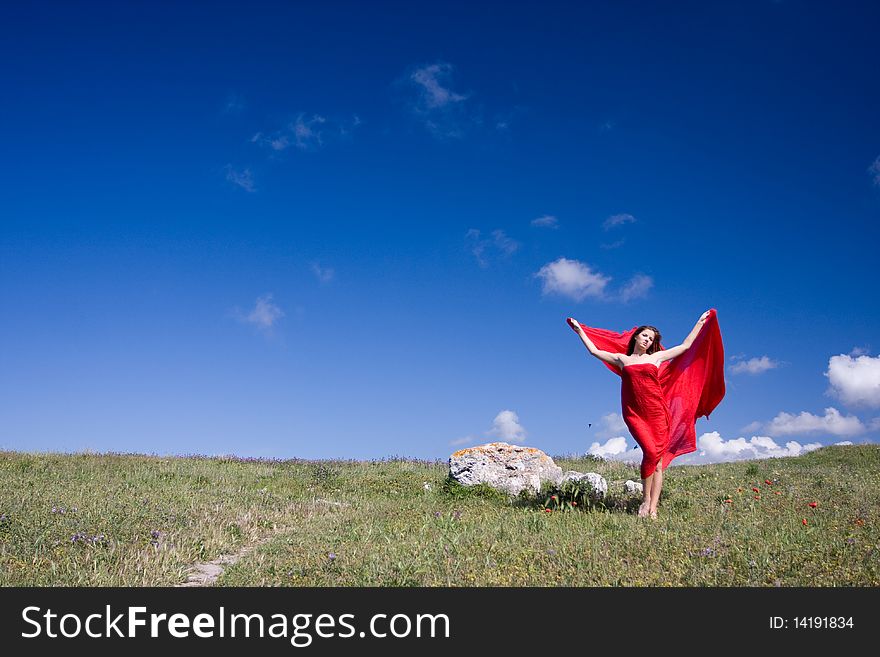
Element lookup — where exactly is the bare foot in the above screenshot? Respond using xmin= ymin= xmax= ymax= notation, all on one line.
xmin=638 ymin=503 xmax=649 ymax=517
xmin=649 ymin=509 xmax=658 ymax=520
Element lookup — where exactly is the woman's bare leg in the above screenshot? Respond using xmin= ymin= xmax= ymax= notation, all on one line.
xmin=639 ymin=473 xmax=653 ymax=517
xmin=649 ymin=458 xmax=664 ymax=518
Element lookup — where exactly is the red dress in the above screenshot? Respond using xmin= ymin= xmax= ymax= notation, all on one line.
xmin=621 ymin=362 xmax=670 ymax=479
xmin=568 ymin=309 xmax=725 ymax=479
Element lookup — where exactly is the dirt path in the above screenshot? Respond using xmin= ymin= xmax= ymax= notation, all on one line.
xmin=175 ymin=498 xmax=350 ymax=587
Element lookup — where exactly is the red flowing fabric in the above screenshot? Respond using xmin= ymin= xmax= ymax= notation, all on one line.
xmin=568 ymin=309 xmax=725 ymax=477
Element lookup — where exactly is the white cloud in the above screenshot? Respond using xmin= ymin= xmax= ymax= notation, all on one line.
xmin=620 ymin=274 xmax=653 ymax=303
xmin=594 ymin=412 xmax=628 ymax=440
xmin=492 ymin=229 xmax=519 ymax=255
xmin=590 ymin=431 xmax=833 ymax=468
xmin=600 ymin=239 xmax=626 ymax=250
xmin=293 ymin=113 xmax=327 ymax=150
xmin=411 ymin=63 xmax=468 ymax=109
xmin=466 ymin=229 xmax=519 ymax=267
xmin=826 ymin=353 xmax=880 ymax=408
xmin=225 ymin=166 xmax=255 ymax=192
xmin=764 ymin=407 xmax=865 ymax=437
xmin=531 ymin=215 xmax=559 ymax=229
xmin=535 ymin=257 xmax=611 ymax=302
xmin=587 ymin=436 xmax=630 ymax=458
xmin=834 ymin=441 xmax=853 ymax=446
xmin=674 ymin=432 xmax=823 ymax=465
xmin=235 ymin=293 xmax=284 ymax=331
xmin=251 ymin=113 xmax=359 ymax=154
xmin=603 ymin=213 xmax=636 ymax=230
xmin=849 ymin=347 xmax=870 ymax=357
xmin=741 ymin=421 xmax=763 ymax=434
xmin=729 ymin=356 xmax=781 ymax=375
xmin=869 ymin=156 xmax=880 ymax=186
xmin=488 ymin=410 xmax=527 ymax=443
xmin=311 ymin=263 xmax=335 ymax=284
xmin=404 ymin=62 xmax=472 ymax=138
xmin=870 ymin=418 xmax=880 ymax=431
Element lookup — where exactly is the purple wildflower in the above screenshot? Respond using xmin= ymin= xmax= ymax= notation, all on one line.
xmin=328 ymin=552 xmax=337 ymax=561
xmin=433 ymin=511 xmax=442 ymax=518
xmin=700 ymin=547 xmax=715 ymax=557
xmin=452 ymin=510 xmax=462 ymax=521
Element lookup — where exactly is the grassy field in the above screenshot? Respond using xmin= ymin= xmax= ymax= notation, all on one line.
xmin=0 ymin=445 xmax=877 ymax=586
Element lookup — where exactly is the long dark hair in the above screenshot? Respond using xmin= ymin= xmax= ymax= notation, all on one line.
xmin=627 ymin=325 xmax=662 ymax=355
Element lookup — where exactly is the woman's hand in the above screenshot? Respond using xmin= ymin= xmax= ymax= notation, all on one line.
xmin=567 ymin=317 xmax=583 ymax=333
xmin=698 ymin=310 xmax=711 ymax=324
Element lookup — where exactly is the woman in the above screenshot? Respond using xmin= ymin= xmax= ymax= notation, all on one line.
xmin=566 ymin=310 xmax=725 ymax=519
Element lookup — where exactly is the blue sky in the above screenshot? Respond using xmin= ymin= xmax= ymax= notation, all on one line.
xmin=2 ymin=1 xmax=879 ymax=463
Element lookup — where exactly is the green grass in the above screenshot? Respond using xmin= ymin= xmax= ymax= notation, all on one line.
xmin=1 ymin=445 xmax=877 ymax=586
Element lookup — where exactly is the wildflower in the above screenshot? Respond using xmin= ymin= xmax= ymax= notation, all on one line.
xmin=774 ymin=491 xmax=782 ymax=495
xmin=547 ymin=549 xmax=556 ymax=556
xmin=724 ymin=499 xmax=732 ymax=504
xmin=328 ymin=552 xmax=337 ymax=561
xmin=765 ymin=480 xmax=772 ymax=485
xmin=754 ymin=495 xmax=760 ymax=500
xmin=151 ymin=530 xmax=161 ymax=539
xmin=701 ymin=547 xmax=715 ymax=557
xmin=855 ymin=518 xmax=865 ymax=526
xmin=433 ymin=511 xmax=441 ymax=518
xmin=808 ymin=502 xmax=818 ymax=508
xmin=551 ymin=495 xmax=558 ymax=500
xmin=752 ymin=487 xmax=759 ymax=493
xmin=544 ymin=508 xmax=552 ymax=513
xmin=802 ymin=518 xmax=808 ymax=526
xmin=453 ymin=510 xmax=462 ymax=521
xmin=572 ymin=501 xmax=577 ymax=506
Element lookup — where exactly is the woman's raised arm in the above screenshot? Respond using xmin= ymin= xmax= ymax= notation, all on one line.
xmin=657 ymin=310 xmax=711 ymax=362
xmin=567 ymin=318 xmax=622 ymax=367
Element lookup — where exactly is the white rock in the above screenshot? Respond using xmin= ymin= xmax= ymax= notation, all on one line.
xmin=561 ymin=471 xmax=608 ymax=499
xmin=624 ymin=480 xmax=644 ymax=494
xmin=448 ymin=442 xmax=563 ymax=497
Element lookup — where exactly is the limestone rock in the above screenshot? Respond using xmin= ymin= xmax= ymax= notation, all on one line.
xmin=624 ymin=479 xmax=644 ymax=495
xmin=448 ymin=442 xmax=563 ymax=496
xmin=561 ymin=471 xmax=608 ymax=499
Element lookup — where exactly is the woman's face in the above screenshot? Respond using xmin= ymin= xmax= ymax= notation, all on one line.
xmin=637 ymin=329 xmax=656 ymax=351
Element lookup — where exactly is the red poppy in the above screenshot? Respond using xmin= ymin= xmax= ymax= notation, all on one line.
xmin=752 ymin=487 xmax=760 ymax=493
xmin=754 ymin=495 xmax=760 ymax=500
xmin=544 ymin=508 xmax=552 ymax=513
xmin=802 ymin=518 xmax=808 ymax=526
xmin=774 ymin=491 xmax=782 ymax=495
xmin=724 ymin=499 xmax=732 ymax=504
xmin=572 ymin=501 xmax=577 ymax=506
xmin=765 ymin=479 xmax=772 ymax=485
xmin=808 ymin=502 xmax=818 ymax=508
